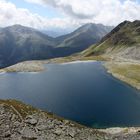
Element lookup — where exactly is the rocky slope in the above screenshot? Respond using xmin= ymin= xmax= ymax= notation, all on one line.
xmin=0 ymin=100 xmax=107 ymax=140
xmin=1 ymin=100 xmax=140 ymax=140
xmin=83 ymin=20 xmax=140 ymax=60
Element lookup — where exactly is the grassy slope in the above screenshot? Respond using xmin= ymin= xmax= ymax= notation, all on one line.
xmin=104 ymin=62 xmax=140 ymax=90
xmin=83 ymin=20 xmax=140 ymax=57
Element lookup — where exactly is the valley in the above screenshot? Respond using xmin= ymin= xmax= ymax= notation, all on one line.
xmin=0 ymin=23 xmax=112 ymax=68
xmin=0 ymin=20 xmax=140 ymax=140
xmin=1 ymin=0 xmax=140 ymax=139
xmin=0 ymin=61 xmax=140 ymax=140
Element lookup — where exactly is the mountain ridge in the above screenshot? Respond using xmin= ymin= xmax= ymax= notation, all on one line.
xmin=53 ymin=23 xmax=113 ymax=56
xmin=83 ymin=20 xmax=140 ymax=60
xmin=0 ymin=23 xmax=112 ymax=67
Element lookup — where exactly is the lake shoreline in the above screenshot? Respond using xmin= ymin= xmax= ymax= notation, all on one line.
xmin=104 ymin=61 xmax=140 ymax=90
xmin=0 ymin=59 xmax=97 ymax=73
xmin=60 ymin=60 xmax=96 ymax=65
xmin=1 ymin=58 xmax=140 ymax=92
xmin=0 ymin=61 xmax=45 ymax=73
xmin=0 ymin=57 xmax=140 ymax=140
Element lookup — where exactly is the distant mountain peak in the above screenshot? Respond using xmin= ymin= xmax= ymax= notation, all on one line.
xmin=79 ymin=23 xmax=101 ymax=30
xmin=4 ymin=24 xmax=36 ymax=33
xmin=0 ymin=23 xmax=113 ymax=67
xmin=11 ymin=24 xmax=25 ymax=28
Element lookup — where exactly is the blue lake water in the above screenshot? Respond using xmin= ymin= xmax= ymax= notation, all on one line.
xmin=0 ymin=61 xmax=140 ymax=128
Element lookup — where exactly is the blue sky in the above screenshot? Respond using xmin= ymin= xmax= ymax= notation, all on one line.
xmin=0 ymin=0 xmax=140 ymax=30
xmin=8 ymin=0 xmax=63 ymax=18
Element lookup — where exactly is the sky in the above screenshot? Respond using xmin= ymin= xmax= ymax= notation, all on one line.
xmin=0 ymin=0 xmax=140 ymax=31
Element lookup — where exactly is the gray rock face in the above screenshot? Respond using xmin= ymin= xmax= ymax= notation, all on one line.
xmin=21 ymin=127 xmax=38 ymax=139
xmin=25 ymin=115 xmax=38 ymax=125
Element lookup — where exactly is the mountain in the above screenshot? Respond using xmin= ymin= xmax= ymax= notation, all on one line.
xmin=84 ymin=20 xmax=140 ymax=60
xmin=0 ymin=24 xmax=55 ymax=67
xmin=54 ymin=23 xmax=113 ymax=56
xmin=0 ymin=23 xmax=112 ymax=67
xmin=41 ymin=30 xmax=72 ymax=38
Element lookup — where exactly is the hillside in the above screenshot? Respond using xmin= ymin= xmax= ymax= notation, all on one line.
xmin=0 ymin=23 xmax=112 ymax=68
xmin=83 ymin=20 xmax=140 ymax=60
xmin=81 ymin=20 xmax=140 ymax=91
xmin=0 ymin=25 xmax=55 ymax=67
xmin=0 ymin=100 xmax=107 ymax=140
xmin=54 ymin=23 xmax=112 ymax=56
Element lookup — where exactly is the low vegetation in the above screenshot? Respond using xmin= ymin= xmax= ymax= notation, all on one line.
xmin=104 ymin=62 xmax=140 ymax=90
xmin=0 ymin=100 xmax=37 ymax=118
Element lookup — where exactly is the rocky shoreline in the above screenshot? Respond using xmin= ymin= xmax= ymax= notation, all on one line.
xmin=1 ymin=100 xmax=140 ymax=140
xmin=0 ymin=61 xmax=46 ymax=73
xmin=0 ymin=100 xmax=107 ymax=140
xmin=0 ymin=56 xmax=97 ymax=73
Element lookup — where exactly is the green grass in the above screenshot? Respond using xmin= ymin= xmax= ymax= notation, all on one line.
xmin=110 ymin=64 xmax=140 ymax=83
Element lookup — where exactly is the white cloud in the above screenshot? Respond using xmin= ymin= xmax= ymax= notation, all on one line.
xmin=25 ymin=0 xmax=140 ymax=26
xmin=0 ymin=0 xmax=140 ymax=31
xmin=0 ymin=0 xmax=80 ymax=30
